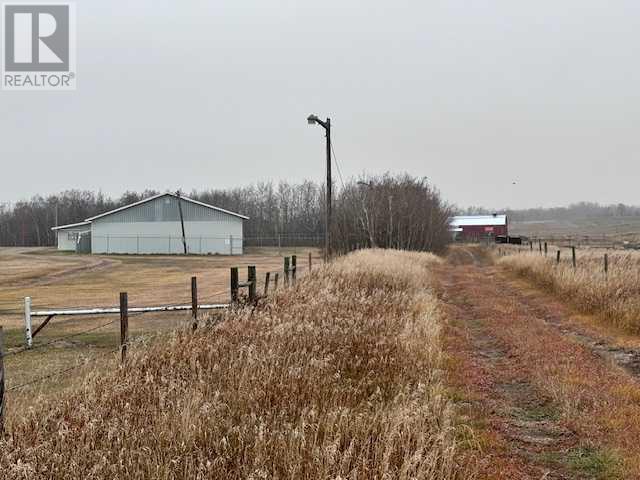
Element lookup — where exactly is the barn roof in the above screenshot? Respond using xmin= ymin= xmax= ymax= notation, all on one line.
xmin=51 ymin=221 xmax=92 ymax=231
xmin=84 ymin=193 xmax=249 ymax=222
xmin=449 ymin=215 xmax=507 ymax=227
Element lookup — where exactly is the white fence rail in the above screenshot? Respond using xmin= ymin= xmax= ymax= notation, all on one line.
xmin=23 ymin=296 xmax=228 ymax=348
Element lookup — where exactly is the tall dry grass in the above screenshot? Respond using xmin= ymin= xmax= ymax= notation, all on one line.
xmin=0 ymin=249 xmax=470 ymax=479
xmin=498 ymin=248 xmax=640 ymax=332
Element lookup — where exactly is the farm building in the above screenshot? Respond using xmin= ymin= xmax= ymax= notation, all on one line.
xmin=51 ymin=221 xmax=91 ymax=251
xmin=449 ymin=214 xmax=508 ymax=241
xmin=52 ymin=193 xmax=248 ymax=255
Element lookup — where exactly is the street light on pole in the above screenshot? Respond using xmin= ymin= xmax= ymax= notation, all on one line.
xmin=307 ymin=114 xmax=332 ymax=262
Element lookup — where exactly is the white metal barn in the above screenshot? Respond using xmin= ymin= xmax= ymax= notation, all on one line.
xmin=53 ymin=193 xmax=248 ymax=255
xmin=52 ymin=221 xmax=91 ymax=251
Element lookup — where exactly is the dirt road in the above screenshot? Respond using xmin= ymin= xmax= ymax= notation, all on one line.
xmin=436 ymin=247 xmax=640 ymax=479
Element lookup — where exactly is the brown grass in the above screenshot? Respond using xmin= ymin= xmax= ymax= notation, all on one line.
xmin=0 ymin=247 xmax=321 ymax=323
xmin=0 ymin=249 xmax=472 ymax=479
xmin=0 ymin=247 xmax=322 ymax=414
xmin=497 ymin=248 xmax=640 ymax=332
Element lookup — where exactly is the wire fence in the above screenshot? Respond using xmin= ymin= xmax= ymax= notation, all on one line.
xmin=6 ymin=346 xmax=119 ymax=392
xmin=0 ymin=253 xmax=317 ymax=432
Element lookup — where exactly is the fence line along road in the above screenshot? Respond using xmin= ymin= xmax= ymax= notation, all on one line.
xmin=20 ymin=254 xmax=308 ymax=348
xmin=23 ymin=301 xmax=229 ymax=350
xmin=1 ymin=254 xmax=314 ymax=435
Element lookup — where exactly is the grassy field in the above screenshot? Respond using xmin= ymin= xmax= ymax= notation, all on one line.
xmin=0 ymin=246 xmax=321 ymax=413
xmin=510 ymin=217 xmax=640 ymax=246
xmin=496 ymin=245 xmax=640 ymax=332
xmin=0 ymin=249 xmax=471 ymax=479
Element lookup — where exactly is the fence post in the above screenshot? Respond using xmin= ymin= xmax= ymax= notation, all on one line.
xmin=544 ymin=242 xmax=548 ymax=256
xmin=0 ymin=326 xmax=4 ymax=436
xmin=230 ymin=267 xmax=239 ymax=303
xmin=264 ymin=272 xmax=271 ymax=296
xmin=308 ymin=252 xmax=312 ymax=271
xmin=284 ymin=257 xmax=290 ymax=286
xmin=538 ymin=240 xmax=542 ymax=254
xmin=119 ymin=292 xmax=128 ymax=363
xmin=191 ymin=276 xmax=198 ymax=330
xmin=248 ymin=266 xmax=257 ymax=302
xmin=291 ymin=255 xmax=297 ymax=284
xmin=556 ymin=250 xmax=561 ymax=265
xmin=24 ymin=297 xmax=32 ymax=349
xmin=604 ymin=253 xmax=608 ymax=275
xmin=274 ymin=273 xmax=280 ymax=291
xmin=572 ymin=246 xmax=576 ymax=268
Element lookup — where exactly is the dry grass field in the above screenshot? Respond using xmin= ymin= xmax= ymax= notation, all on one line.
xmin=0 ymin=249 xmax=472 ymax=479
xmin=0 ymin=246 xmax=321 ymax=320
xmin=0 ymin=246 xmax=321 ymax=412
xmin=10 ymin=245 xmax=640 ymax=478
xmin=510 ymin=217 xmax=640 ymax=244
xmin=496 ymin=246 xmax=640 ymax=332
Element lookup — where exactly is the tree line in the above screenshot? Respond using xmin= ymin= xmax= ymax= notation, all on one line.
xmin=0 ymin=173 xmax=452 ymax=253
xmin=459 ymin=201 xmax=640 ymax=222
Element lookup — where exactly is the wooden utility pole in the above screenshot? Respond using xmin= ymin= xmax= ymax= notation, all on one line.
xmin=325 ymin=119 xmax=332 ymax=262
xmin=388 ymin=195 xmax=393 ymax=249
xmin=176 ymin=191 xmax=188 ymax=255
xmin=307 ymin=114 xmax=332 ymax=263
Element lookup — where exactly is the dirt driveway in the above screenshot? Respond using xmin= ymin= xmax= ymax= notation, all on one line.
xmin=436 ymin=246 xmax=640 ymax=479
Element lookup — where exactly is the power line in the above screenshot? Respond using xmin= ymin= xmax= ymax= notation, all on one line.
xmin=330 ymin=142 xmax=346 ymax=191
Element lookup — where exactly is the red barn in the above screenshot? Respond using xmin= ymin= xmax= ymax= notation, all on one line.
xmin=449 ymin=214 xmax=508 ymax=242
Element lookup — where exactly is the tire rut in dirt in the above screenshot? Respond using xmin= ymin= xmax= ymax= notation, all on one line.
xmin=499 ymin=277 xmax=640 ymax=379
xmin=438 ymin=267 xmax=578 ymax=479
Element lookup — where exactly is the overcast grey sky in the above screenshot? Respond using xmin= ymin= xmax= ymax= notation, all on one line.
xmin=1 ymin=0 xmax=639 ymax=209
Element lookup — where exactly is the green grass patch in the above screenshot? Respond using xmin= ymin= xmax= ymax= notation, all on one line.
xmin=513 ymin=403 xmax=560 ymax=422
xmin=543 ymin=446 xmax=623 ymax=479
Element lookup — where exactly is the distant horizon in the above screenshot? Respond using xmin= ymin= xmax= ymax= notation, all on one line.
xmin=2 ymin=181 xmax=640 ymax=214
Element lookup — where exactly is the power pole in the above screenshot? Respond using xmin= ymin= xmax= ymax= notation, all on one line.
xmin=325 ymin=118 xmax=332 ymax=262
xmin=176 ymin=191 xmax=188 ymax=255
xmin=307 ymin=114 xmax=332 ymax=263
xmin=388 ymin=195 xmax=393 ymax=248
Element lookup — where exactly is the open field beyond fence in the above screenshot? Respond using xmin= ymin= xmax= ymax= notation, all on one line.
xmin=496 ymin=244 xmax=640 ymax=333
xmin=510 ymin=216 xmax=640 ymax=247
